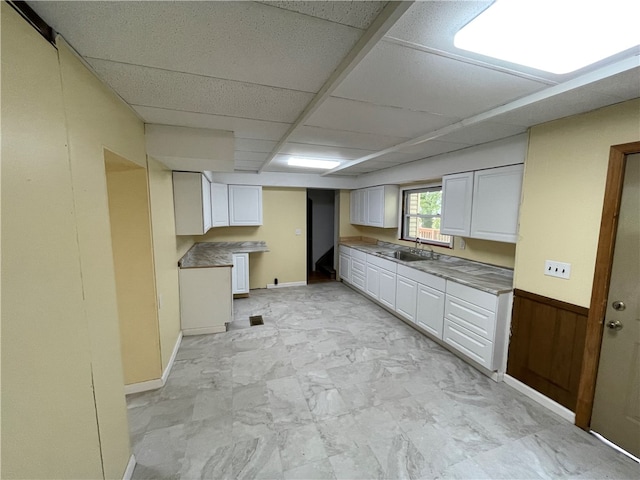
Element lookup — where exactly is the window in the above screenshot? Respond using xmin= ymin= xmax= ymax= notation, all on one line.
xmin=401 ymin=186 xmax=453 ymax=247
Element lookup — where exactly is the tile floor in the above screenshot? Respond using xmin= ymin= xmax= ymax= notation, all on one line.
xmin=128 ymin=282 xmax=639 ymax=479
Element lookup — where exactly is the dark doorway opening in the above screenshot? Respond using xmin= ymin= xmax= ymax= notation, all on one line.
xmin=307 ymin=189 xmax=337 ymax=284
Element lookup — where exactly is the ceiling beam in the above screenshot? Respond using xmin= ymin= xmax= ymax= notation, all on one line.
xmin=323 ymin=55 xmax=640 ymax=176
xmin=257 ymin=1 xmax=414 ymax=174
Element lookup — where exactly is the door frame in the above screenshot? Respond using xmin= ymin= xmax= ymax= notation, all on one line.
xmin=576 ymin=141 xmax=640 ymax=429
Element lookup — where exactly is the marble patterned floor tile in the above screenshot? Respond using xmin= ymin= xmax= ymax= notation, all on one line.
xmin=232 ymin=403 xmax=276 ymax=442
xmin=283 ymin=457 xmax=336 ymax=480
xmin=232 ymin=433 xmax=284 ymax=480
xmin=267 ymin=376 xmax=314 ymax=430
xmin=328 ymin=444 xmax=385 ymax=480
xmin=277 ymin=423 xmax=328 ymax=470
xmin=126 ymin=283 xmax=636 ymax=480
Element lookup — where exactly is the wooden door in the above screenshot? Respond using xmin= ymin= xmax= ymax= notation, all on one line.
xmin=591 ymin=155 xmax=640 ymax=457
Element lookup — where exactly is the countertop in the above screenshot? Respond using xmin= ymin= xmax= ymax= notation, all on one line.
xmin=340 ymin=239 xmax=514 ymax=294
xmin=179 ymin=241 xmax=269 ymax=268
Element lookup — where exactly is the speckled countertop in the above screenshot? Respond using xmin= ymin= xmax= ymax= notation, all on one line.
xmin=179 ymin=241 xmax=269 ymax=268
xmin=340 ymin=238 xmax=514 ymax=294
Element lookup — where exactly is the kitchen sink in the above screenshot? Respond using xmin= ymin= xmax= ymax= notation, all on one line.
xmin=380 ymin=250 xmax=425 ymax=262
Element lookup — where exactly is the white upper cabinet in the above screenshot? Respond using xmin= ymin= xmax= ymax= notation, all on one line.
xmin=441 ymin=172 xmax=473 ymax=237
xmin=470 ymin=164 xmax=524 ymax=243
xmin=172 ymin=171 xmax=212 ymax=235
xmin=210 ymin=182 xmax=229 ymax=227
xmin=350 ymin=185 xmax=398 ymax=228
xmin=441 ymin=165 xmax=523 ymax=243
xmin=229 ymin=185 xmax=263 ymax=226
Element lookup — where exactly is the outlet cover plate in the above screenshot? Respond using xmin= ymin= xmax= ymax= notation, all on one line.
xmin=545 ymin=260 xmax=571 ymax=279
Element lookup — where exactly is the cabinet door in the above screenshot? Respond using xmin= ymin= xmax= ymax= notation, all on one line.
xmin=441 ymin=172 xmax=473 ymax=237
xmin=470 ymin=164 xmax=523 ymax=243
xmin=379 ymin=268 xmax=396 ymax=310
xmin=229 ymin=185 xmax=263 ymax=226
xmin=202 ymin=175 xmax=212 ymax=232
xmin=366 ymin=264 xmax=380 ymax=300
xmin=395 ymin=275 xmax=417 ymax=322
xmin=358 ymin=189 xmax=367 ymax=224
xmin=416 ymin=284 xmax=445 ymax=338
xmin=350 ymin=190 xmax=359 ymax=225
xmin=172 ymin=172 xmax=211 ymax=235
xmin=210 ymin=183 xmax=229 ymax=227
xmin=339 ymin=253 xmax=351 ymax=282
xmin=232 ymin=253 xmax=249 ymax=294
xmin=367 ymin=186 xmax=385 ymax=227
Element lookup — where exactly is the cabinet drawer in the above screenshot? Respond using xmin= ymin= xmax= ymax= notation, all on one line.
xmin=367 ymin=254 xmax=397 ymax=273
xmin=351 ymin=258 xmax=366 ymax=275
xmin=443 ymin=319 xmax=494 ymax=370
xmin=351 ymin=272 xmax=365 ymax=290
xmin=351 ymin=248 xmax=366 ymax=261
xmin=445 ymin=294 xmax=496 ymax=340
xmin=397 ymin=264 xmax=445 ymax=291
xmin=339 ymin=245 xmax=352 ymax=257
xmin=446 ymin=280 xmax=496 ymax=312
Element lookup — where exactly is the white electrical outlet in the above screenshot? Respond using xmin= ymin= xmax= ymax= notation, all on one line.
xmin=295 ymin=229 xmax=301 ymax=236
xmin=544 ymin=260 xmax=571 ymax=279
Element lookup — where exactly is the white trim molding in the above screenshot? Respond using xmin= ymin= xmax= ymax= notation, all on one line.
xmin=266 ymin=281 xmax=307 ymax=289
xmin=122 ymin=454 xmax=136 ymax=480
xmin=123 ymin=378 xmax=163 ymax=395
xmin=504 ymin=374 xmax=576 ymax=423
xmin=161 ymin=331 xmax=183 ymax=385
xmin=125 ymin=331 xmax=183 ymax=394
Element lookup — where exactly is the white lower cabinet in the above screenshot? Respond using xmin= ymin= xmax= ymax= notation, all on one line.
xmin=232 ymin=253 xmax=249 ymax=294
xmin=366 ymin=264 xmax=380 ymax=299
xmin=416 ymin=284 xmax=445 ymax=338
xmin=179 ymin=267 xmax=231 ymax=335
xmin=350 ymin=249 xmax=366 ymax=291
xmin=395 ymin=275 xmax=417 ymax=322
xmin=443 ymin=280 xmax=511 ymax=371
xmin=379 ymin=268 xmax=397 ymax=310
xmin=339 ymin=246 xmax=351 ymax=282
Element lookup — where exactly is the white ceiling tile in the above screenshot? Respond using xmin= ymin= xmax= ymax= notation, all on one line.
xmin=280 ymin=143 xmax=376 ymax=161
xmin=387 ymin=1 xmax=491 ymax=51
xmin=132 ymin=106 xmax=291 ymax=141
xmin=32 ymin=1 xmax=362 ymax=92
xmin=305 ymin=97 xmax=458 ymax=138
xmin=398 ymin=140 xmax=471 ymax=157
xmin=436 ymin=123 xmax=528 ymax=145
xmin=289 ymin=125 xmax=410 ymax=151
xmin=88 ymin=59 xmax=313 ymax=123
xmin=235 ymin=152 xmax=269 ymax=163
xmin=258 ymin=1 xmax=386 ymax=29
xmin=333 ymin=40 xmax=548 ymax=118
xmin=235 ymin=139 xmax=278 ymax=153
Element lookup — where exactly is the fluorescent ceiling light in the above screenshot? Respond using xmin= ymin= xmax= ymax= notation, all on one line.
xmin=454 ymin=0 xmax=640 ymax=74
xmin=287 ymin=157 xmax=340 ymax=169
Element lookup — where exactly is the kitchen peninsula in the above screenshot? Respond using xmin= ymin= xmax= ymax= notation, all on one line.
xmin=178 ymin=241 xmax=269 ymax=335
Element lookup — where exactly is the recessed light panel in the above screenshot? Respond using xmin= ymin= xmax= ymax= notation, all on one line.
xmin=454 ymin=0 xmax=640 ymax=74
xmin=287 ymin=157 xmax=340 ymax=169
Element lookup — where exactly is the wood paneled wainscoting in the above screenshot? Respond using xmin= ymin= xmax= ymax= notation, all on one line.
xmin=507 ymin=289 xmax=589 ymax=411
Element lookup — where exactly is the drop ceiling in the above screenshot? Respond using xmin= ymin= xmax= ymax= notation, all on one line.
xmin=29 ymin=1 xmax=640 ymax=178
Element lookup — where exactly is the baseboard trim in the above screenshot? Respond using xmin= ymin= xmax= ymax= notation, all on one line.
xmin=504 ymin=374 xmax=576 ymax=423
xmin=182 ymin=325 xmax=226 ymax=336
xmin=266 ymin=281 xmax=307 ymax=289
xmin=122 ymin=454 xmax=136 ymax=480
xmin=161 ymin=331 xmax=182 ymax=385
xmin=124 ymin=378 xmax=163 ymax=395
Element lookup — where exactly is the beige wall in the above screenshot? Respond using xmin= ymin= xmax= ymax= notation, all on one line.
xmin=338 ymin=190 xmax=517 ymax=268
xmin=1 ymin=5 xmax=104 ymax=478
xmin=196 ymin=187 xmax=307 ymax=288
xmin=514 ymin=99 xmax=640 ymax=307
xmin=147 ymin=157 xmax=183 ymax=370
xmin=106 ymin=157 xmax=162 ymax=384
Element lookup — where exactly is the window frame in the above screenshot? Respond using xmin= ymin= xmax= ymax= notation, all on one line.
xmin=399 ymin=183 xmax=453 ymax=248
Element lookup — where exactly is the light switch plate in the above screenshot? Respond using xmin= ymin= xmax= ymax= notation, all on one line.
xmin=544 ymin=260 xmax=571 ymax=279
